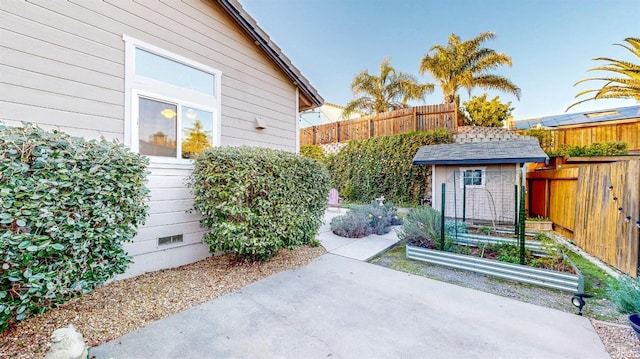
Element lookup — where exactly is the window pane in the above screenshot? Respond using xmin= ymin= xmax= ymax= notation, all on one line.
xmin=139 ymin=97 xmax=177 ymax=157
xmin=135 ymin=48 xmax=214 ymax=96
xmin=463 ymin=170 xmax=483 ymax=186
xmin=181 ymin=107 xmax=213 ymax=159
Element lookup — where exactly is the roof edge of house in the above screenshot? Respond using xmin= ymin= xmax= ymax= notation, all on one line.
xmin=216 ymin=0 xmax=324 ymax=109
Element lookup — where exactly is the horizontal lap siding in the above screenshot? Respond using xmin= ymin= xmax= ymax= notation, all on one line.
xmin=2 ymin=0 xmax=300 ymax=277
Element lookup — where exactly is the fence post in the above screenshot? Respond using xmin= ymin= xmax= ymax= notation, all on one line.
xmin=440 ymin=183 xmax=446 ymax=250
xmin=413 ymin=107 xmax=418 ymax=132
xmin=462 ymin=184 xmax=467 ymax=223
xmin=369 ymin=118 xmax=374 ymax=138
xmin=514 ymin=184 xmax=519 ymax=235
xmin=336 ymin=122 xmax=341 ymax=142
xmin=519 ymin=185 xmax=526 ymax=265
xmin=312 ymin=126 xmax=317 ymax=145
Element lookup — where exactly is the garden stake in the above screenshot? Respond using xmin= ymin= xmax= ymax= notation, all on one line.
xmin=440 ymin=182 xmax=446 ymax=250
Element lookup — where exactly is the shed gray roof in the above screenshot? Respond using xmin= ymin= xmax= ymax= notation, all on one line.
xmin=413 ymin=137 xmax=549 ymax=165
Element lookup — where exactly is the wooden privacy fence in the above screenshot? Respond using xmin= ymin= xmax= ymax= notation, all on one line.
xmin=300 ymin=103 xmax=457 ymax=145
xmin=518 ymin=121 xmax=640 ymax=153
xmin=527 ymin=159 xmax=640 ymax=277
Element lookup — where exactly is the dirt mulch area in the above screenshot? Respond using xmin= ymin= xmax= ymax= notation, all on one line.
xmin=0 ymin=245 xmax=326 ymax=359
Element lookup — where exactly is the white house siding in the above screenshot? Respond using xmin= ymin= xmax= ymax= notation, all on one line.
xmin=0 ymin=0 xmax=301 ymax=277
xmin=433 ymin=164 xmax=519 ymax=225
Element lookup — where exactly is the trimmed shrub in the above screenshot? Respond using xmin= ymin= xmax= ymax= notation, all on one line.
xmin=300 ymin=145 xmax=326 ymax=163
xmin=330 ymin=212 xmax=372 ymax=238
xmin=325 ymin=130 xmax=453 ymax=206
xmin=397 ymin=205 xmax=442 ymax=247
xmin=189 ymin=146 xmax=330 ymax=261
xmin=0 ymin=123 xmax=150 ymax=332
xmin=609 ymin=275 xmax=640 ymax=314
xmin=330 ymin=201 xmax=400 ymax=238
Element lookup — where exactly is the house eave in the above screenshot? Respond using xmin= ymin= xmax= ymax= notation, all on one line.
xmin=215 ymin=0 xmax=323 ymax=111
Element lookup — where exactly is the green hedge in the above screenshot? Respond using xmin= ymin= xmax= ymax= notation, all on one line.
xmin=300 ymin=145 xmax=326 ymax=163
xmin=0 ymin=124 xmax=149 ymax=332
xmin=188 ymin=146 xmax=330 ymax=261
xmin=325 ymin=130 xmax=453 ymax=206
xmin=549 ymin=141 xmax=629 ymax=157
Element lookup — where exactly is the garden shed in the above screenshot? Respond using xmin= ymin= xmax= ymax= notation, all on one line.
xmin=0 ymin=0 xmax=322 ymax=277
xmin=413 ymin=127 xmax=548 ymax=226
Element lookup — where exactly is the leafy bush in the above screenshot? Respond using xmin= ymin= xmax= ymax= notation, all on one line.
xmin=300 ymin=145 xmax=326 ymax=163
xmin=549 ymin=141 xmax=628 ymax=157
xmin=330 ymin=201 xmax=400 ymax=237
xmin=330 ymin=212 xmax=372 ymax=238
xmin=609 ymin=275 xmax=640 ymax=314
xmin=444 ymin=220 xmax=468 ymax=239
xmin=0 ymin=123 xmax=150 ymax=332
xmin=189 ymin=146 xmax=330 ymax=261
xmin=326 ymin=130 xmax=453 ymax=206
xmin=397 ymin=205 xmax=442 ymax=247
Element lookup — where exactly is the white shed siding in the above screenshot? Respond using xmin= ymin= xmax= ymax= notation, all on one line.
xmin=433 ymin=164 xmax=519 ymax=224
xmin=1 ymin=0 xmax=302 ymax=277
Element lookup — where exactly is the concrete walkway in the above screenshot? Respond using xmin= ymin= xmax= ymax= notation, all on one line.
xmin=319 ymin=208 xmax=400 ymax=260
xmin=90 ymin=209 xmax=608 ymax=359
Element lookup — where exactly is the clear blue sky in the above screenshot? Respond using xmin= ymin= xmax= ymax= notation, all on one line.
xmin=241 ymin=0 xmax=639 ymax=120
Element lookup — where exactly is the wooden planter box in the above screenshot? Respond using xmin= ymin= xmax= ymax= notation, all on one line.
xmin=406 ymin=244 xmax=583 ymax=293
xmin=525 ymin=220 xmax=553 ymax=232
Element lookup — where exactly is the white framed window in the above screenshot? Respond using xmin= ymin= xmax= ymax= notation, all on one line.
xmin=459 ymin=167 xmax=486 ymax=188
xmin=123 ymin=35 xmax=222 ymax=165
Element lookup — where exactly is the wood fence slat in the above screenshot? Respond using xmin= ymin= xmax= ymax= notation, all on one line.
xmin=530 ymin=160 xmax=639 ymax=277
xmin=519 ymin=122 xmax=640 ymax=153
xmin=300 ymin=103 xmax=456 ymax=145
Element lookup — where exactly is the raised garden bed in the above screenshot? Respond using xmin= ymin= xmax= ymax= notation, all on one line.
xmin=406 ymin=236 xmax=583 ymax=293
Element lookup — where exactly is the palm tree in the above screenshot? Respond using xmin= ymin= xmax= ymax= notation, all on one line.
xmin=419 ymin=32 xmax=520 ymax=104
xmin=567 ymin=37 xmax=640 ymax=111
xmin=342 ymin=58 xmax=434 ymax=118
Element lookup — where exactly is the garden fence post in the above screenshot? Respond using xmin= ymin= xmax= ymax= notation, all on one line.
xmin=440 ymin=182 xmax=446 ymax=250
xmin=519 ymin=185 xmax=526 ymax=265
xmin=514 ymin=185 xmax=518 ymax=235
xmin=462 ymin=184 xmax=467 ymax=223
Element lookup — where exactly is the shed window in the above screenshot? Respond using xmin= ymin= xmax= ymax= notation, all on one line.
xmin=460 ymin=167 xmax=486 ymax=188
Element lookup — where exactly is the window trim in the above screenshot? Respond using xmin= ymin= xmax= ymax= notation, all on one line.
xmin=123 ymin=35 xmax=222 ymax=165
xmin=459 ymin=166 xmax=486 ymax=189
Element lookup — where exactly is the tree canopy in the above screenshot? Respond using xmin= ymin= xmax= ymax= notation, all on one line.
xmin=419 ymin=32 xmax=521 ymax=104
xmin=342 ymin=58 xmax=434 ymax=118
xmin=567 ymin=37 xmax=640 ymax=111
xmin=462 ymin=94 xmax=514 ymax=127
xmin=182 ymin=120 xmax=211 ymax=159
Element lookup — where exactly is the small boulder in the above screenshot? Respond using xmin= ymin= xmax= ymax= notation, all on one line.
xmin=43 ymin=325 xmax=89 ymax=359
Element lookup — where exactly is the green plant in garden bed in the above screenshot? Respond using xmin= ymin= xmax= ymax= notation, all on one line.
xmin=609 ymin=275 xmax=640 ymax=314
xmin=0 ymin=123 xmax=150 ymax=333
xmin=397 ymin=205 xmax=442 ymax=247
xmin=188 ymin=146 xmax=330 ymax=261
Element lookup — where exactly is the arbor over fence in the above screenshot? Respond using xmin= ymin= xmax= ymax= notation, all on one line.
xmin=300 ymin=103 xmax=457 ymax=145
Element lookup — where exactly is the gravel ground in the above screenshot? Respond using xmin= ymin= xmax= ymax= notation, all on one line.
xmin=3 ymin=240 xmax=638 ymax=359
xmin=369 ymin=244 xmax=640 ymax=359
xmin=0 ymin=245 xmax=326 ymax=359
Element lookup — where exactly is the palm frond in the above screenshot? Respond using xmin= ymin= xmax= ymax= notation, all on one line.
xmin=567 ymin=37 xmax=640 ymax=111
